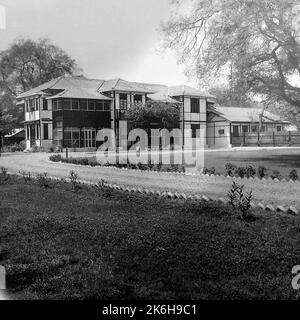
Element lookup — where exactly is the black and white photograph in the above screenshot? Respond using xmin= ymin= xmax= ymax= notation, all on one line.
xmin=0 ymin=0 xmax=300 ymax=311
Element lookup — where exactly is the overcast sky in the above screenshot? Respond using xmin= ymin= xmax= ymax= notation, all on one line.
xmin=0 ymin=0 xmax=196 ymax=86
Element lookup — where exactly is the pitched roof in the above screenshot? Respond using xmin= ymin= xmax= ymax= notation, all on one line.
xmin=97 ymin=78 xmax=155 ymax=93
xmin=18 ymin=76 xmax=111 ymax=100
xmin=210 ymin=106 xmax=289 ymax=123
xmin=168 ymin=85 xmax=215 ymax=98
xmin=4 ymin=128 xmax=25 ymax=138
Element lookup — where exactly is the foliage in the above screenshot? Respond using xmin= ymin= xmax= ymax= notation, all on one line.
xmin=258 ymin=166 xmax=267 ymax=179
xmin=225 ymin=163 xmax=237 ymax=177
xmin=69 ymin=170 xmax=81 ymax=192
xmin=162 ymin=0 xmax=300 ymax=110
xmin=36 ymin=172 xmax=51 ymax=188
xmin=203 ymin=167 xmax=216 ymax=175
xmin=0 ymin=167 xmax=9 ymax=183
xmin=19 ymin=170 xmax=33 ymax=183
xmin=0 ymin=38 xmax=81 ymax=127
xmin=289 ymin=169 xmax=299 ymax=181
xmin=228 ymin=181 xmax=253 ymax=220
xmin=271 ymin=170 xmax=282 ymax=180
xmin=49 ymin=154 xmax=63 ymax=162
xmin=245 ymin=166 xmax=256 ymax=178
xmin=123 ymin=101 xmax=180 ymax=130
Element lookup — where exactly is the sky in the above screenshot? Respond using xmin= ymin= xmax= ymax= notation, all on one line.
xmin=0 ymin=0 xmax=197 ymax=86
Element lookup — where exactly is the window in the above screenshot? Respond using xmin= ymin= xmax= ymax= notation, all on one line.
xmin=277 ymin=126 xmax=282 ymax=132
xmin=57 ymin=100 xmax=62 ymax=111
xmin=191 ymin=98 xmax=200 ymax=113
xmin=43 ymin=124 xmax=49 ymax=140
xmin=36 ymin=124 xmax=40 ymax=139
xmin=218 ymin=129 xmax=225 ymax=135
xmin=53 ymin=100 xmax=58 ymax=111
xmin=80 ymin=99 xmax=87 ymax=111
xmin=232 ymin=125 xmax=239 ymax=137
xmin=63 ymin=99 xmax=71 ymax=110
xmin=134 ymin=94 xmax=142 ymax=105
xmin=72 ymin=99 xmax=79 ymax=110
xmin=104 ymin=101 xmax=110 ymax=111
xmin=119 ymin=93 xmax=127 ymax=110
xmin=242 ymin=125 xmax=249 ymax=133
xmin=43 ymin=99 xmax=48 ymax=110
xmin=260 ymin=125 xmax=266 ymax=132
xmin=191 ymin=124 xmax=200 ymax=138
xmin=88 ymin=100 xmax=95 ymax=111
xmin=29 ymin=99 xmax=35 ymax=111
xmin=251 ymin=125 xmax=258 ymax=133
xmin=35 ymin=98 xmax=39 ymax=111
xmin=95 ymin=101 xmax=103 ymax=111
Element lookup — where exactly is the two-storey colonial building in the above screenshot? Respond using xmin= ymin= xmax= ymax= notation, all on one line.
xmin=17 ymin=76 xmax=213 ymax=150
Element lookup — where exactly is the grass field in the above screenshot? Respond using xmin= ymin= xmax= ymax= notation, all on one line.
xmin=1 ymin=175 xmax=300 ymax=300
xmin=203 ymin=148 xmax=300 ymax=178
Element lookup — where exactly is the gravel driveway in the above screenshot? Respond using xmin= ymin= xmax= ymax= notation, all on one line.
xmin=1 ymin=152 xmax=299 ymax=208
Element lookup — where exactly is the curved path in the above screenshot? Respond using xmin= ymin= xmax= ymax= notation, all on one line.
xmin=1 ymin=152 xmax=299 ymax=208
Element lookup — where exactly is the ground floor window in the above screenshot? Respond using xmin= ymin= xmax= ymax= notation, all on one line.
xmin=63 ymin=127 xmax=97 ymax=148
xmin=191 ymin=124 xmax=201 ymax=138
xmin=277 ymin=126 xmax=282 ymax=132
xmin=43 ymin=124 xmax=49 ymax=140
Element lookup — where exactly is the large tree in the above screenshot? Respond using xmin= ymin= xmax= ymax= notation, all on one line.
xmin=162 ymin=0 xmax=300 ymax=110
xmin=0 ymin=38 xmax=81 ymax=126
xmin=123 ymin=102 xmax=180 ymax=130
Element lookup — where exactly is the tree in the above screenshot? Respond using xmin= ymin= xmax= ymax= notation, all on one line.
xmin=162 ymin=0 xmax=300 ymax=110
xmin=123 ymin=102 xmax=180 ymax=130
xmin=0 ymin=38 xmax=81 ymax=126
xmin=0 ymin=111 xmax=16 ymax=151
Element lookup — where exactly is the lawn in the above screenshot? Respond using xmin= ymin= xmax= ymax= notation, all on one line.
xmin=1 ymin=175 xmax=300 ymax=300
xmin=204 ymin=148 xmax=300 ymax=178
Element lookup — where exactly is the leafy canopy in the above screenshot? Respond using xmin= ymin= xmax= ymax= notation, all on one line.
xmin=162 ymin=0 xmax=300 ymax=109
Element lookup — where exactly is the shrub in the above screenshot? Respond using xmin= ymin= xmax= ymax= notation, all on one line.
xmin=236 ymin=167 xmax=247 ymax=178
xmin=19 ymin=170 xmax=33 ymax=183
xmin=36 ymin=172 xmax=51 ymax=188
xmin=289 ymin=169 xmax=299 ymax=181
xmin=258 ymin=166 xmax=267 ymax=179
xmin=97 ymin=179 xmax=108 ymax=188
xmin=245 ymin=166 xmax=256 ymax=178
xmin=69 ymin=171 xmax=81 ymax=192
xmin=225 ymin=163 xmax=237 ymax=177
xmin=0 ymin=167 xmax=9 ymax=183
xmin=203 ymin=167 xmax=216 ymax=175
xmin=49 ymin=154 xmax=62 ymax=162
xmin=88 ymin=159 xmax=99 ymax=167
xmin=228 ymin=181 xmax=253 ymax=220
xmin=270 ymin=170 xmax=282 ymax=180
xmin=136 ymin=162 xmax=148 ymax=171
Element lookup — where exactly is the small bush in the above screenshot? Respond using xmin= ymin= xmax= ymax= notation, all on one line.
xmin=289 ymin=169 xmax=299 ymax=181
xmin=236 ymin=167 xmax=247 ymax=178
xmin=245 ymin=166 xmax=256 ymax=178
xmin=36 ymin=172 xmax=51 ymax=188
xmin=49 ymin=154 xmax=62 ymax=162
xmin=0 ymin=167 xmax=9 ymax=183
xmin=258 ymin=166 xmax=267 ymax=179
xmin=203 ymin=167 xmax=216 ymax=175
xmin=270 ymin=170 xmax=282 ymax=180
xmin=97 ymin=179 xmax=108 ymax=189
xmin=19 ymin=170 xmax=33 ymax=183
xmin=228 ymin=181 xmax=253 ymax=220
xmin=88 ymin=159 xmax=99 ymax=167
xmin=225 ymin=163 xmax=237 ymax=177
xmin=69 ymin=171 xmax=81 ymax=192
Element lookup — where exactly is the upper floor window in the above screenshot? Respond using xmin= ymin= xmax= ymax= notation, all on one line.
xmin=133 ymin=94 xmax=142 ymax=105
xmin=79 ymin=99 xmax=87 ymax=111
xmin=119 ymin=93 xmax=127 ymax=110
xmin=43 ymin=99 xmax=48 ymax=110
xmin=35 ymin=98 xmax=39 ymax=111
xmin=63 ymin=99 xmax=72 ymax=110
xmin=191 ymin=98 xmax=200 ymax=113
